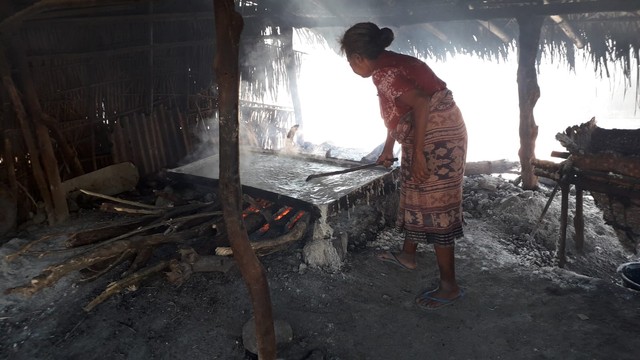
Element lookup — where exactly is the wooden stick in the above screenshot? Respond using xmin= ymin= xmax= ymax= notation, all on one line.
xmin=305 ymin=158 xmax=397 ymax=181
xmin=99 ymin=203 xmax=165 ymax=216
xmin=574 ymin=186 xmax=584 ymax=251
xmin=531 ymin=182 xmax=560 ymax=237
xmin=558 ymin=182 xmax=570 ymax=268
xmin=83 ymin=260 xmax=170 ymax=312
xmin=80 ymin=189 xmax=164 ymax=210
xmin=66 ymin=217 xmax=154 ymax=248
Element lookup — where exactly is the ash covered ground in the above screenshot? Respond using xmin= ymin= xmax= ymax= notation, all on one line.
xmin=1 ymin=174 xmax=639 ymax=360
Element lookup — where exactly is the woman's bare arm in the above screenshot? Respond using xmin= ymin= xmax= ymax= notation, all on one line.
xmin=397 ymin=89 xmax=431 ymax=181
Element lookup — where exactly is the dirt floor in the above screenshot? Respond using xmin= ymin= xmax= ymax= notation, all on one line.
xmin=1 ymin=175 xmax=640 ymax=360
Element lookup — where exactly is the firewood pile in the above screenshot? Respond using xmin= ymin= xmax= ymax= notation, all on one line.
xmin=4 ymin=184 xmax=310 ymax=311
xmin=532 ymin=117 xmax=640 ymax=254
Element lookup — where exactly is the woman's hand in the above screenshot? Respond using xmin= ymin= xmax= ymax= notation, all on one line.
xmin=411 ymin=150 xmax=429 ymax=181
xmin=376 ymin=152 xmax=395 ymax=168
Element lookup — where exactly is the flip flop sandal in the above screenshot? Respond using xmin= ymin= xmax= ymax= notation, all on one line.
xmin=416 ymin=288 xmax=465 ymax=311
xmin=377 ymin=252 xmax=414 ymax=271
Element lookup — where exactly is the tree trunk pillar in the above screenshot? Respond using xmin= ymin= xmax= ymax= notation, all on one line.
xmin=212 ymin=1 xmax=276 ymax=359
xmin=516 ymin=15 xmax=543 ymax=190
xmin=282 ymin=26 xmax=304 ymax=142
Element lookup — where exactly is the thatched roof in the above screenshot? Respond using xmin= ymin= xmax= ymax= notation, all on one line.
xmin=253 ymin=1 xmax=640 ymax=83
xmin=0 ymin=0 xmax=638 ymax=172
xmin=2 ymin=0 xmax=639 ymax=102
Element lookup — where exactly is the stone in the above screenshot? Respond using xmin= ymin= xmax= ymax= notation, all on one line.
xmin=242 ymin=317 xmax=293 ymax=355
xmin=303 ymin=238 xmax=343 ymax=270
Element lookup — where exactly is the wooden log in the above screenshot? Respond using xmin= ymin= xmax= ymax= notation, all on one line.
xmin=572 ymin=154 xmax=640 ymax=180
xmin=62 ymin=162 xmax=139 ymax=197
xmin=213 ymin=1 xmax=276 ymax=359
xmin=464 ymin=160 xmax=520 ymax=175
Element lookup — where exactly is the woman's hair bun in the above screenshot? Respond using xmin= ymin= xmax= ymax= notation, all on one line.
xmin=378 ymin=27 xmax=395 ymax=49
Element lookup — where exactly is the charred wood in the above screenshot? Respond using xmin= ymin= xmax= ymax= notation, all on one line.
xmin=65 ymin=217 xmax=155 ymax=248
xmin=5 ymin=219 xmax=216 ymax=297
xmin=216 ymin=213 xmax=310 ymax=257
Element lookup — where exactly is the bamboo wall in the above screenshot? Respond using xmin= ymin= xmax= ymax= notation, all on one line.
xmin=0 ymin=0 xmax=296 ymax=225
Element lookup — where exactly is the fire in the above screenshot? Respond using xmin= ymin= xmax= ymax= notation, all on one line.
xmin=257 ymin=206 xmax=295 ymax=234
xmin=274 ymin=207 xmax=293 ymax=221
xmin=287 ymin=210 xmax=306 ymax=230
xmin=242 ymin=206 xmax=261 ymax=218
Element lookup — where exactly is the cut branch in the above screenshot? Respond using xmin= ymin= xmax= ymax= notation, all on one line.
xmin=80 ymin=189 xmax=164 ymax=210
xmin=83 ymin=260 xmax=170 ymax=312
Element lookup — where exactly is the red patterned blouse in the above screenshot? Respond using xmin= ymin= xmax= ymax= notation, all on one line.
xmin=372 ymin=50 xmax=447 ymax=129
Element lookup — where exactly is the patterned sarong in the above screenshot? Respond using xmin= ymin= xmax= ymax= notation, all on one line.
xmin=390 ymin=89 xmax=467 ymax=246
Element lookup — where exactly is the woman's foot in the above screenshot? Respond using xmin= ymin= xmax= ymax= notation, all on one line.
xmin=376 ymin=251 xmax=417 ymax=270
xmin=415 ymin=286 xmax=464 ymax=310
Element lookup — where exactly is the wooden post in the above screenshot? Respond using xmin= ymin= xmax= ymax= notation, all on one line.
xmin=0 ymin=44 xmax=56 ymax=223
xmin=516 ymin=15 xmax=543 ymax=190
xmin=213 ymin=1 xmax=276 ymax=359
xmin=9 ymin=39 xmax=69 ymax=223
xmin=282 ymin=26 xmax=303 ymax=142
xmin=574 ymin=186 xmax=584 ymax=251
xmin=3 ymin=135 xmax=18 ymax=196
xmin=146 ymin=1 xmax=154 ymax=115
xmin=40 ymin=113 xmax=84 ymax=177
xmin=558 ymin=182 xmax=569 ymax=268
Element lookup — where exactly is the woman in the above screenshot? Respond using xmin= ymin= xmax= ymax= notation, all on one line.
xmin=340 ymin=22 xmax=467 ymax=310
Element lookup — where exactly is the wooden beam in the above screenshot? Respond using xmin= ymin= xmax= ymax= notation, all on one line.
xmin=270 ymin=0 xmax=640 ymax=27
xmin=26 ymin=39 xmax=215 ymax=61
xmin=26 ymin=11 xmax=215 ymax=24
xmin=477 ymin=20 xmax=512 ymax=43
xmin=549 ymin=15 xmax=585 ymax=49
xmin=421 ymin=23 xmax=449 ymax=43
xmin=544 ymin=0 xmax=584 ymax=49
